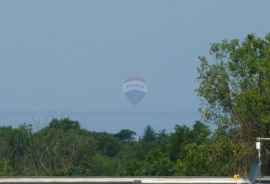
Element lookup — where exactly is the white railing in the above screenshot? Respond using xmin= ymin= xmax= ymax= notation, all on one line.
xmin=0 ymin=177 xmax=249 ymax=184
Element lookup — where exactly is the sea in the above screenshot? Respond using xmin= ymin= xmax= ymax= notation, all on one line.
xmin=0 ymin=110 xmax=200 ymax=136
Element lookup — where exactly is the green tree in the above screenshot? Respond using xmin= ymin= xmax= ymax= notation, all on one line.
xmin=192 ymin=121 xmax=211 ymax=144
xmin=142 ymin=125 xmax=156 ymax=142
xmin=169 ymin=125 xmax=192 ymax=161
xmin=0 ymin=124 xmax=32 ymax=175
xmin=0 ymin=159 xmax=12 ymax=176
xmin=95 ymin=132 xmax=121 ymax=157
xmin=197 ymin=33 xmax=270 ymax=173
xmin=114 ymin=129 xmax=136 ymax=142
xmin=49 ymin=118 xmax=80 ymax=130
xmin=19 ymin=119 xmax=97 ymax=176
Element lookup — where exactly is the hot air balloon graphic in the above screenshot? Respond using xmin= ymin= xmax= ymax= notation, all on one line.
xmin=123 ymin=76 xmax=147 ymax=107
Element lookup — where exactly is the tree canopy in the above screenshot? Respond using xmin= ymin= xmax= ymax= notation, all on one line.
xmin=197 ymin=33 xmax=270 ymax=173
xmin=0 ymin=118 xmax=240 ymax=176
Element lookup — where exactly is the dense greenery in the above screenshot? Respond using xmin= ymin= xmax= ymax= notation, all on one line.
xmin=197 ymin=33 xmax=270 ymax=174
xmin=1 ymin=33 xmax=270 ymax=176
xmin=0 ymin=118 xmax=252 ymax=176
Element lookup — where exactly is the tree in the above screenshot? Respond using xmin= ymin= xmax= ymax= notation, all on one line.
xmin=95 ymin=132 xmax=121 ymax=157
xmin=169 ymin=125 xmax=192 ymax=161
xmin=197 ymin=33 xmax=270 ymax=172
xmin=192 ymin=121 xmax=211 ymax=144
xmin=49 ymin=118 xmax=80 ymax=130
xmin=0 ymin=124 xmax=32 ymax=175
xmin=114 ymin=129 xmax=136 ymax=141
xmin=142 ymin=125 xmax=156 ymax=142
xmin=18 ymin=119 xmax=97 ymax=176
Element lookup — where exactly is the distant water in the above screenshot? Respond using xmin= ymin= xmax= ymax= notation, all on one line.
xmin=0 ymin=110 xmax=200 ymax=136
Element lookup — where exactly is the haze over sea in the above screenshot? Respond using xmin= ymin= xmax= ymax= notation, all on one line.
xmin=0 ymin=110 xmax=199 ymax=136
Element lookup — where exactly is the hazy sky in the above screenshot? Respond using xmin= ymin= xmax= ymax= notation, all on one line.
xmin=0 ymin=0 xmax=270 ymax=133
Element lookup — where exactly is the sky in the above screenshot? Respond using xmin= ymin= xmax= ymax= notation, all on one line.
xmin=0 ymin=0 xmax=270 ymax=134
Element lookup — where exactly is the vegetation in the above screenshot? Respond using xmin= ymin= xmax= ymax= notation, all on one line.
xmin=197 ymin=33 xmax=270 ymax=174
xmin=1 ymin=33 xmax=270 ymax=176
xmin=0 ymin=118 xmax=252 ymax=176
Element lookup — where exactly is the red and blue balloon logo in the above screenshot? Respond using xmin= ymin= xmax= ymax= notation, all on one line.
xmin=123 ymin=76 xmax=147 ymax=106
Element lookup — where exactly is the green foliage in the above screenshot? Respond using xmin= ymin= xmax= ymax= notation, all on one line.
xmin=197 ymin=33 xmax=270 ymax=173
xmin=114 ymin=129 xmax=136 ymax=142
xmin=1 ymin=118 xmax=232 ymax=176
xmin=49 ymin=118 xmax=80 ymax=130
xmin=95 ymin=132 xmax=121 ymax=157
xmin=0 ymin=124 xmax=32 ymax=175
xmin=142 ymin=125 xmax=157 ymax=142
xmin=169 ymin=125 xmax=193 ymax=160
xmin=0 ymin=158 xmax=12 ymax=176
xmin=197 ymin=33 xmax=270 ymax=132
